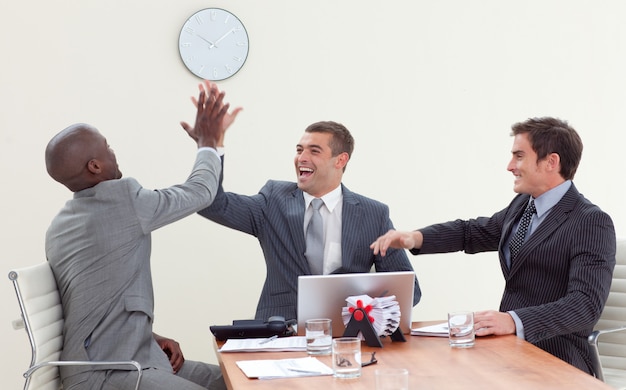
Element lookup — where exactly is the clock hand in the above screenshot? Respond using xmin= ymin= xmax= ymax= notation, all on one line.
xmin=196 ymin=34 xmax=217 ymax=49
xmin=212 ymin=28 xmax=235 ymax=48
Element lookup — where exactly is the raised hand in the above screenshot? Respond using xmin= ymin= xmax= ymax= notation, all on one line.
xmin=180 ymin=81 xmax=230 ymax=148
xmin=190 ymin=81 xmax=242 ymax=147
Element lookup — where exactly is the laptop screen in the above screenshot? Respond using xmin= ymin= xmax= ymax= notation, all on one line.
xmin=297 ymin=271 xmax=415 ymax=337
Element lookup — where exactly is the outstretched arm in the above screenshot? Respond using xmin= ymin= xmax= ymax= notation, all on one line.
xmin=370 ymin=230 xmax=423 ymax=257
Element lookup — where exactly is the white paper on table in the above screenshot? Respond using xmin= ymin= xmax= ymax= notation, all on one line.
xmin=410 ymin=322 xmax=449 ymax=337
xmin=219 ymin=336 xmax=307 ymax=352
xmin=235 ymin=356 xmax=333 ymax=379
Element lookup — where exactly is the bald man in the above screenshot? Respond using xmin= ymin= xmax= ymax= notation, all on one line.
xmin=45 ymin=83 xmax=229 ymax=390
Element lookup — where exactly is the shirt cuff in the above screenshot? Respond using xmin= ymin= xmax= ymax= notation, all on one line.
xmin=197 ymin=146 xmax=220 ymax=158
xmin=508 ymin=310 xmax=525 ymax=339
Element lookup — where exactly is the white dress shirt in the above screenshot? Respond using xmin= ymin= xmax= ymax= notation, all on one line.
xmin=303 ymin=186 xmax=343 ymax=274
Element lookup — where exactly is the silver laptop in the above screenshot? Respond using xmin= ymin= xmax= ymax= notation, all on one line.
xmin=297 ymin=271 xmax=415 ymax=337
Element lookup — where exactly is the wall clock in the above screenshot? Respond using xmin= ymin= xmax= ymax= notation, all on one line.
xmin=178 ymin=8 xmax=249 ymax=81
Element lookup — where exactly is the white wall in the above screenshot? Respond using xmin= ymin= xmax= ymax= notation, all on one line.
xmin=2 ymin=1 xmax=625 ymax=387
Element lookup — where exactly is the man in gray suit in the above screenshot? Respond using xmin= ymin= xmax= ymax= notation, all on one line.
xmin=198 ymin=115 xmax=421 ymax=322
xmin=45 ymin=83 xmax=229 ymax=389
xmin=371 ymin=117 xmax=616 ymax=376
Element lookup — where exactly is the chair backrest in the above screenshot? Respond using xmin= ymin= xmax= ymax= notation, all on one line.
xmin=595 ymin=238 xmax=626 ymax=372
xmin=9 ymin=262 xmax=64 ymax=390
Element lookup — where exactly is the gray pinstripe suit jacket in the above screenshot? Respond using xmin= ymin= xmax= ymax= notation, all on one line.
xmin=414 ymin=183 xmax=616 ymax=375
xmin=46 ymin=150 xmax=221 ymax=384
xmin=198 ymin=158 xmax=421 ymax=321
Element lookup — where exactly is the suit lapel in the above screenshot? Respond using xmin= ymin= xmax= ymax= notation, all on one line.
xmin=501 ymin=196 xmax=528 ymax=249
xmin=340 ymin=185 xmax=362 ymax=269
xmin=508 ymin=184 xmax=579 ymax=276
xmin=285 ymin=188 xmax=309 ymax=271
xmin=500 ymin=195 xmax=528 ymax=277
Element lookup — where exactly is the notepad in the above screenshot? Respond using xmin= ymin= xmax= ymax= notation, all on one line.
xmin=219 ymin=336 xmax=307 ymax=352
xmin=411 ymin=322 xmax=449 ymax=337
xmin=236 ymin=357 xmax=333 ymax=379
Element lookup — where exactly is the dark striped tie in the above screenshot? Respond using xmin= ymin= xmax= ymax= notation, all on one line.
xmin=509 ymin=200 xmax=536 ymax=262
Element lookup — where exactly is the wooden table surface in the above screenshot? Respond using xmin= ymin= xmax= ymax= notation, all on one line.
xmin=214 ymin=321 xmax=612 ymax=390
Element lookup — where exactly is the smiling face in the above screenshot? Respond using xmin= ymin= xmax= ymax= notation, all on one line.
xmin=294 ymin=131 xmax=348 ymax=198
xmin=507 ymin=132 xmax=560 ymax=198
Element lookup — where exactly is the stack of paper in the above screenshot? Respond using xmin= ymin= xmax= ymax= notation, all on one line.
xmin=219 ymin=336 xmax=307 ymax=352
xmin=236 ymin=357 xmax=333 ymax=379
xmin=341 ymin=294 xmax=401 ymax=337
xmin=410 ymin=322 xmax=449 ymax=337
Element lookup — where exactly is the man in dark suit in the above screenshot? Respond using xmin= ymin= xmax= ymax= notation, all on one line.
xmin=370 ymin=117 xmax=616 ymax=375
xmin=198 ymin=117 xmax=421 ymax=322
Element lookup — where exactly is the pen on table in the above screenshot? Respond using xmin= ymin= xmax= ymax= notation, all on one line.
xmin=259 ymin=335 xmax=278 ymax=344
xmin=287 ymin=368 xmax=323 ymax=374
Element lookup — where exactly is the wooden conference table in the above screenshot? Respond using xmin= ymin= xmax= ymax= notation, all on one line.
xmin=213 ymin=321 xmax=612 ymax=390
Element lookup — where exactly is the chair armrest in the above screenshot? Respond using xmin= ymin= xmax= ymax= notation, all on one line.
xmin=24 ymin=360 xmax=142 ymax=390
xmin=588 ymin=325 xmax=626 ymax=346
xmin=587 ymin=324 xmax=626 ymax=382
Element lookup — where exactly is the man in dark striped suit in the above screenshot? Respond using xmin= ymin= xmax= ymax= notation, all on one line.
xmin=371 ymin=117 xmax=616 ymax=376
xmin=198 ymin=117 xmax=421 ymax=323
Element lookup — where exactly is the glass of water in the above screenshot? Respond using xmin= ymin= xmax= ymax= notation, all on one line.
xmin=305 ymin=318 xmax=332 ymax=355
xmin=332 ymin=337 xmax=361 ymax=378
xmin=448 ymin=311 xmax=475 ymax=348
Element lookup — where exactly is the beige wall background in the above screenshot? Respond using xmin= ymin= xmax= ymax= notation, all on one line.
xmin=2 ymin=1 xmax=625 ymax=387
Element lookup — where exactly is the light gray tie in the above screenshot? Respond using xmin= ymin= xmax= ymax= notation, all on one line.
xmin=305 ymin=198 xmax=325 ymax=275
xmin=509 ymin=200 xmax=536 ymax=263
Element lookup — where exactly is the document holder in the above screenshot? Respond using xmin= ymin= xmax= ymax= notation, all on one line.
xmin=210 ymin=316 xmax=296 ymax=341
xmin=342 ymin=307 xmax=406 ymax=347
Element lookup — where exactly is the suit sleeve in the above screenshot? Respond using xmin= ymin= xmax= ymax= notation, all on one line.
xmin=416 ymin=206 xmax=510 ymax=255
xmin=197 ymin=155 xmax=271 ymax=237
xmin=131 ymin=149 xmax=222 ymax=233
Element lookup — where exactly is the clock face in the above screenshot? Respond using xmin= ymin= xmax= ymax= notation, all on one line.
xmin=178 ymin=8 xmax=249 ymax=81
